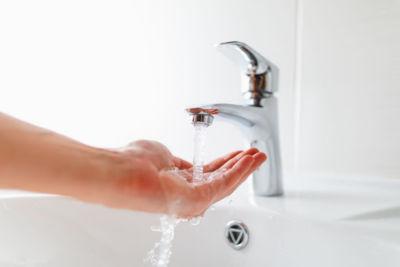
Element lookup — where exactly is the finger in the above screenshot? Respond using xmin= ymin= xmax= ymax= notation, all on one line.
xmin=231 ymin=152 xmax=267 ymax=190
xmin=220 ymin=148 xmax=259 ymax=170
xmin=203 ymin=150 xmax=242 ymax=172
xmin=179 ymin=155 xmax=257 ymax=218
xmin=216 ymin=152 xmax=267 ymax=201
xmin=173 ymin=157 xmax=193 ymax=169
xmin=207 ymin=155 xmax=254 ymax=197
xmin=243 ymin=152 xmax=267 ymax=178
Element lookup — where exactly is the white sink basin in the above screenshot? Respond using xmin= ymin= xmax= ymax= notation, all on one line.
xmin=0 ymin=175 xmax=399 ymax=267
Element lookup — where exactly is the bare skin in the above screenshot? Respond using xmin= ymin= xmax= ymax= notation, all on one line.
xmin=0 ymin=112 xmax=266 ymax=218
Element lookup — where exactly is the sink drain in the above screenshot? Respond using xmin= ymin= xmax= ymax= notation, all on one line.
xmin=225 ymin=221 xmax=249 ymax=250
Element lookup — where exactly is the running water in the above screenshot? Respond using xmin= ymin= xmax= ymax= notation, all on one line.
xmin=146 ymin=216 xmax=181 ymax=267
xmin=146 ymin=124 xmax=209 ymax=267
xmin=193 ymin=124 xmax=208 ymax=183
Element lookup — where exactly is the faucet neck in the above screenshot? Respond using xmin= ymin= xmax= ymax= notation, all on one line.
xmin=242 ymin=72 xmax=273 ymax=107
xmin=209 ymin=100 xmax=283 ymax=197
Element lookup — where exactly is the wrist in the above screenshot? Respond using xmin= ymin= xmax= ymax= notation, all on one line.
xmin=71 ymin=146 xmax=132 ymax=203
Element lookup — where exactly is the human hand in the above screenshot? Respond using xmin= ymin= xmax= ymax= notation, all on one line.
xmin=111 ymin=140 xmax=266 ymax=218
xmin=0 ymin=114 xmax=265 ymax=219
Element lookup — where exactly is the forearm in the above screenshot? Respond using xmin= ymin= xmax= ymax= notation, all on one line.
xmin=0 ymin=113 xmax=126 ymax=201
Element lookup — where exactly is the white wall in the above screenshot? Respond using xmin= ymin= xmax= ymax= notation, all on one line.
xmin=296 ymin=0 xmax=400 ymax=179
xmin=0 ymin=0 xmax=297 ymax=168
xmin=1 ymin=0 xmax=398 ymax=179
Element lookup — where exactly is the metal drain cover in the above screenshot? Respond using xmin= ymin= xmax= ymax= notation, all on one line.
xmin=225 ymin=221 xmax=249 ymax=250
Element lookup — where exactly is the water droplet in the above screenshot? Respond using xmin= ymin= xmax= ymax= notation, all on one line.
xmin=150 ymin=225 xmax=161 ymax=232
xmin=189 ymin=217 xmax=201 ymax=226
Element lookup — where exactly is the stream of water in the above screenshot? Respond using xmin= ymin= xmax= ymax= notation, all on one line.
xmin=145 ymin=124 xmax=209 ymax=267
xmin=192 ymin=124 xmax=208 ymax=183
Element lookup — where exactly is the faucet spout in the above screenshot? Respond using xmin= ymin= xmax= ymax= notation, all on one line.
xmin=186 ymin=107 xmax=218 ymax=127
xmin=187 ymin=99 xmax=283 ymax=197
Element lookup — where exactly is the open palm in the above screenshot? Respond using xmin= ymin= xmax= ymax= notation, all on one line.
xmin=115 ymin=141 xmax=266 ymax=218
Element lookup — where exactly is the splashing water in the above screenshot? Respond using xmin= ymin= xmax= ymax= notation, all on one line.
xmin=189 ymin=216 xmax=202 ymax=226
xmin=146 ymin=215 xmax=202 ymax=267
xmin=146 ymin=123 xmax=210 ymax=267
xmin=146 ymin=216 xmax=181 ymax=267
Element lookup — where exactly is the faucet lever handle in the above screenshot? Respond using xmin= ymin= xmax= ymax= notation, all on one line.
xmin=216 ymin=41 xmax=279 ymax=106
xmin=216 ymin=41 xmax=268 ymax=75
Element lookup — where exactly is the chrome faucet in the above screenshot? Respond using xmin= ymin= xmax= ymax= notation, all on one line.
xmin=188 ymin=41 xmax=283 ymax=196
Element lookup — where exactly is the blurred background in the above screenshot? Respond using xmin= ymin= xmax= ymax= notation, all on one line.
xmin=0 ymin=0 xmax=399 ymax=180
